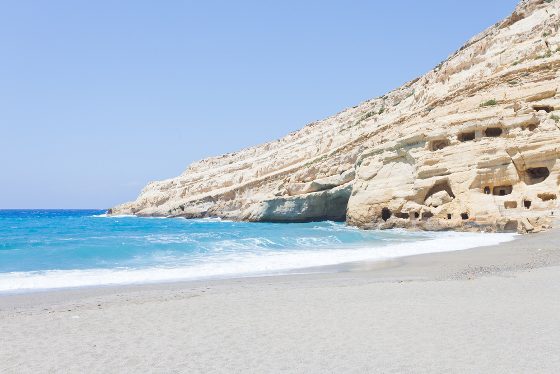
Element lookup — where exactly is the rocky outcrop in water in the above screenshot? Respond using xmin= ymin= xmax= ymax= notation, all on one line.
xmin=112 ymin=0 xmax=560 ymax=233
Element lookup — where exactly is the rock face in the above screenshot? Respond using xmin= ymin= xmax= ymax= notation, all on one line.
xmin=112 ymin=0 xmax=560 ymax=233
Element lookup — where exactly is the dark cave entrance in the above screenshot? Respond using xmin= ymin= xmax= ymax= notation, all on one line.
xmin=458 ymin=131 xmax=475 ymax=142
xmin=424 ymin=180 xmax=456 ymax=202
xmin=492 ymin=185 xmax=513 ymax=196
xmin=381 ymin=207 xmax=392 ymax=222
xmin=484 ymin=127 xmax=503 ymax=137
xmin=532 ymin=105 xmax=554 ymax=113
xmin=525 ymin=167 xmax=550 ymax=185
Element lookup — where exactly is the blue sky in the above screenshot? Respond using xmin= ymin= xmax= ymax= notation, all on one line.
xmin=0 ymin=0 xmax=518 ymax=209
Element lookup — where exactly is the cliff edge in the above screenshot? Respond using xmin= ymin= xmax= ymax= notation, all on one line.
xmin=111 ymin=0 xmax=560 ymax=233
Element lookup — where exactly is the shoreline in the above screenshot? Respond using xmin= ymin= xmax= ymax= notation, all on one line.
xmin=1 ymin=225 xmax=559 ymax=372
xmin=0 ymin=228 xmax=515 ymax=295
xmin=0 ymin=229 xmax=516 ymax=298
xmin=1 ymin=224 xmax=557 ymax=309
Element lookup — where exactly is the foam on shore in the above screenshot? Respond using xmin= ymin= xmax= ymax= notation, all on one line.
xmin=0 ymin=231 xmax=515 ymax=293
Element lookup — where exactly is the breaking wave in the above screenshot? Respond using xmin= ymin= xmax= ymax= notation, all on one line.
xmin=0 ymin=210 xmax=517 ymax=292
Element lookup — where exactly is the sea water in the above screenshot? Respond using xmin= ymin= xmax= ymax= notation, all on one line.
xmin=0 ymin=210 xmax=515 ymax=292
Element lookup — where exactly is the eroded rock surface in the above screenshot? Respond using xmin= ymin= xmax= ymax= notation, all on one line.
xmin=112 ymin=0 xmax=560 ymax=233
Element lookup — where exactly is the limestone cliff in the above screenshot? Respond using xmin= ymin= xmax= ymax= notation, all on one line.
xmin=112 ymin=0 xmax=560 ymax=233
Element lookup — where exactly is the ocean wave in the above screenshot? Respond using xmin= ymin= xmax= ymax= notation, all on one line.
xmin=92 ymin=214 xmax=176 ymax=219
xmin=292 ymin=236 xmax=342 ymax=247
xmin=91 ymin=213 xmax=136 ymax=218
xmin=0 ymin=231 xmax=516 ymax=293
xmin=91 ymin=215 xmax=239 ymax=224
xmin=189 ymin=217 xmax=237 ymax=223
xmin=208 ymin=237 xmax=278 ymax=251
xmin=143 ymin=232 xmax=228 ymax=244
xmin=144 ymin=234 xmax=197 ymax=244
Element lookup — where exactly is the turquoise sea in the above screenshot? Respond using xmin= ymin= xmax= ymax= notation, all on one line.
xmin=0 ymin=210 xmax=515 ymax=292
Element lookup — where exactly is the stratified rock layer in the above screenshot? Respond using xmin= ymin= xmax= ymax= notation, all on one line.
xmin=112 ymin=0 xmax=560 ymax=233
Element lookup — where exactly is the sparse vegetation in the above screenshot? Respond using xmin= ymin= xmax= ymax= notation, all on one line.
xmin=363 ymin=111 xmax=375 ymax=119
xmin=543 ymin=31 xmax=551 ymax=37
xmin=551 ymin=114 xmax=560 ymax=123
xmin=434 ymin=60 xmax=445 ymax=71
xmin=352 ymin=110 xmax=378 ymax=128
xmin=480 ymin=99 xmax=497 ymax=107
xmin=378 ymin=107 xmax=385 ymax=115
xmin=535 ymin=50 xmax=553 ymax=59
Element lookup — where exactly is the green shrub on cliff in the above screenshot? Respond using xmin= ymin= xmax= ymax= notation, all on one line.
xmin=480 ymin=99 xmax=497 ymax=107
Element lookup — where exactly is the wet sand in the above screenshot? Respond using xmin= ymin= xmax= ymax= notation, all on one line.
xmin=1 ymin=226 xmax=560 ymax=373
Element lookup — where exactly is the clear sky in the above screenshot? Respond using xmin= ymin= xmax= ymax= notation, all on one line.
xmin=0 ymin=0 xmax=518 ymax=209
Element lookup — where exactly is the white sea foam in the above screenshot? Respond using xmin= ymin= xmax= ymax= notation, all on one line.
xmin=312 ymin=221 xmax=362 ymax=232
xmin=293 ymin=236 xmax=342 ymax=246
xmin=92 ymin=213 xmax=136 ymax=218
xmin=144 ymin=234 xmax=198 ymax=244
xmin=0 ymin=231 xmax=516 ymax=293
xmin=191 ymin=217 xmax=237 ymax=223
xmin=92 ymin=214 xmax=169 ymax=219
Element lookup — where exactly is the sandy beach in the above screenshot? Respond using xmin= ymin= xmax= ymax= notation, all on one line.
xmin=1 ymin=226 xmax=560 ymax=373
xmin=5 ymin=1 xmax=560 ymax=373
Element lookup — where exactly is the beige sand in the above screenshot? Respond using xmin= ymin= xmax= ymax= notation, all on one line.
xmin=1 ymin=228 xmax=560 ymax=373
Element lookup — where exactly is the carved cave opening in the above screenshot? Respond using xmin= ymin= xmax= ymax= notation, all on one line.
xmin=394 ymin=212 xmax=410 ymax=219
xmin=522 ymin=123 xmax=538 ymax=131
xmin=422 ymin=211 xmax=434 ymax=220
xmin=538 ymin=193 xmax=557 ymax=201
xmin=504 ymin=220 xmax=518 ymax=232
xmin=429 ymin=139 xmax=450 ymax=151
xmin=493 ymin=185 xmax=513 ymax=196
xmin=504 ymin=201 xmax=518 ymax=209
xmin=532 ymin=105 xmax=554 ymax=113
xmin=484 ymin=127 xmax=503 ymax=137
xmin=381 ymin=207 xmax=392 ymax=221
xmin=523 ymin=200 xmax=532 ymax=209
xmin=424 ymin=180 xmax=456 ymax=202
xmin=461 ymin=213 xmax=469 ymax=220
xmin=525 ymin=167 xmax=550 ymax=185
xmin=458 ymin=131 xmax=475 ymax=142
